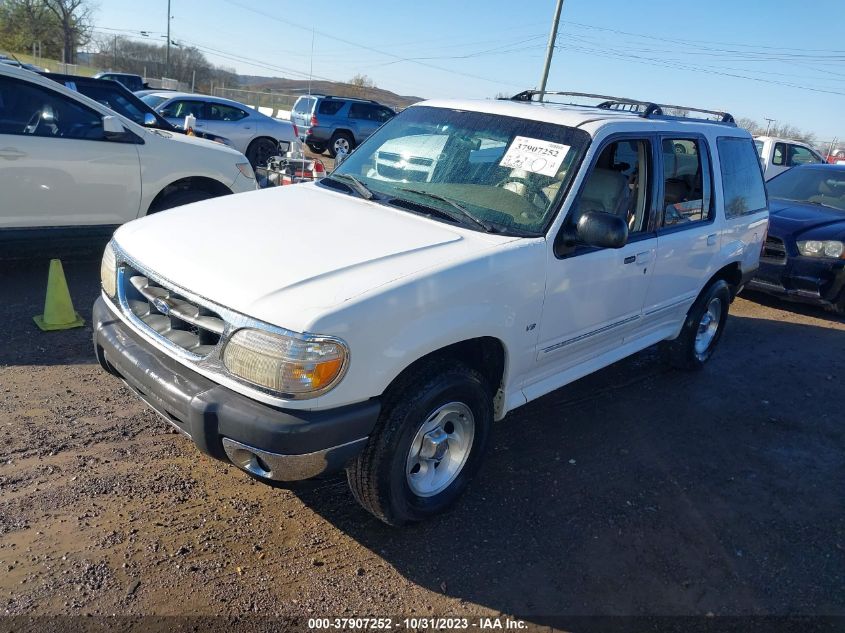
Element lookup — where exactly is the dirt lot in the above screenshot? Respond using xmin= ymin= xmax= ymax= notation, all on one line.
xmin=1 ymin=252 xmax=844 ymax=628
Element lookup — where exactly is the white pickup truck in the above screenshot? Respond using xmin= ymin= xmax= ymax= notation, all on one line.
xmin=754 ymin=135 xmax=824 ymax=180
xmin=94 ymin=91 xmax=768 ymax=525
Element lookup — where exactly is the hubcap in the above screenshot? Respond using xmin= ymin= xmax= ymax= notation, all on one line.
xmin=406 ymin=402 xmax=475 ymax=498
xmin=694 ymin=297 xmax=722 ymax=357
xmin=334 ymin=137 xmax=350 ymax=154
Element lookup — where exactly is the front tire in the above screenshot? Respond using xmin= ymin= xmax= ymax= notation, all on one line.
xmin=346 ymin=359 xmax=492 ymax=526
xmin=149 ymin=189 xmax=214 ymax=213
xmin=661 ymin=279 xmax=731 ymax=370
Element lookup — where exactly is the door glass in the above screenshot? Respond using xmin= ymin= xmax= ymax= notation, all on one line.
xmin=717 ymin=137 xmax=768 ymax=218
xmin=772 ymin=143 xmax=785 ymax=166
xmin=660 ymin=138 xmax=711 ymax=226
xmin=317 ymin=100 xmax=344 ymax=115
xmin=348 ymin=103 xmax=370 ymax=120
xmin=572 ymin=139 xmax=651 ymax=235
xmin=160 ymin=100 xmax=204 ymax=119
xmin=0 ymin=76 xmax=104 ymax=140
xmin=788 ymin=144 xmax=821 ymax=166
xmin=206 ymin=103 xmax=248 ymax=121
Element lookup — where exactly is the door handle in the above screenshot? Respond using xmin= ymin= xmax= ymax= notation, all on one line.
xmin=623 ymin=255 xmax=636 ymax=264
xmin=707 ymin=233 xmax=718 ymax=246
xmin=635 ymin=250 xmax=653 ymax=265
xmin=0 ymin=147 xmax=26 ymax=160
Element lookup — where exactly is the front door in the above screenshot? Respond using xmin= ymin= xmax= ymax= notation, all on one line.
xmin=525 ymin=136 xmax=658 ymax=400
xmin=0 ymin=75 xmax=141 ymax=230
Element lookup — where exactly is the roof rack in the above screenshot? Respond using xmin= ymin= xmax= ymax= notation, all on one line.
xmin=507 ymin=90 xmax=735 ymax=125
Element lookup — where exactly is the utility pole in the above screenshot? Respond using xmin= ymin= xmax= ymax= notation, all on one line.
xmin=165 ymin=0 xmax=171 ymax=77
xmin=764 ymin=117 xmax=775 ymax=136
xmin=537 ymin=0 xmax=564 ymax=102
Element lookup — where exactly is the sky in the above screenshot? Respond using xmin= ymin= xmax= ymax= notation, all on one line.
xmin=93 ymin=0 xmax=845 ymax=143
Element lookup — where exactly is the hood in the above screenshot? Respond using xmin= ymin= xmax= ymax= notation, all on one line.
xmin=768 ymin=199 xmax=845 ymax=237
xmin=114 ymin=183 xmax=510 ymax=330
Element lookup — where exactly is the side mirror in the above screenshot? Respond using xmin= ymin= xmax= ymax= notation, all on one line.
xmin=143 ymin=112 xmax=157 ymax=127
xmin=102 ymin=115 xmax=126 ymax=139
xmin=555 ymin=210 xmax=628 ymax=257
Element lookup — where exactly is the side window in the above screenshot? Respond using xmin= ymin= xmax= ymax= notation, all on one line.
xmin=160 ymin=100 xmax=205 ymax=119
xmin=374 ymin=107 xmax=394 ymax=123
xmin=206 ymin=103 xmax=248 ymax=121
xmin=0 ymin=76 xmax=104 ymax=140
xmin=293 ymin=97 xmax=314 ymax=114
xmin=660 ymin=138 xmax=711 ymax=227
xmin=317 ymin=100 xmax=344 ymax=115
xmin=348 ymin=103 xmax=369 ymax=120
xmin=717 ymin=137 xmax=768 ymax=218
xmin=788 ymin=144 xmax=820 ymax=166
xmin=572 ymin=138 xmax=651 ymax=235
xmin=772 ymin=142 xmax=786 ymax=166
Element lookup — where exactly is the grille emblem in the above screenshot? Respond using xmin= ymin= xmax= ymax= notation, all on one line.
xmin=152 ymin=297 xmax=170 ymax=315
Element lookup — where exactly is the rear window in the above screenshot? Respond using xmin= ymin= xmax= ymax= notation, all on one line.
xmin=717 ymin=137 xmax=767 ymax=218
xmin=294 ymin=97 xmax=315 ymax=114
xmin=317 ymin=100 xmax=344 ymax=115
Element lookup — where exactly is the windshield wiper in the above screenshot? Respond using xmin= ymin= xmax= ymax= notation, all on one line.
xmin=394 ymin=187 xmax=495 ymax=232
xmin=328 ymin=173 xmax=375 ymax=200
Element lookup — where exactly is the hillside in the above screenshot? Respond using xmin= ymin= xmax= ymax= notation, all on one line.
xmin=238 ymin=75 xmax=423 ymax=110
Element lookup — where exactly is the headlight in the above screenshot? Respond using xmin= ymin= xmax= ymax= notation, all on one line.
xmin=100 ymin=241 xmax=117 ymax=298
xmin=797 ymin=240 xmax=845 ymax=259
xmin=222 ymin=328 xmax=348 ymax=397
xmin=236 ymin=162 xmax=255 ymax=180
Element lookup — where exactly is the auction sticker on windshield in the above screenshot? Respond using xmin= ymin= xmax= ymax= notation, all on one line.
xmin=499 ymin=136 xmax=570 ymax=177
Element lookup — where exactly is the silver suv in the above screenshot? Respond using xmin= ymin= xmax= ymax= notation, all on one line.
xmin=291 ymin=95 xmax=395 ymax=157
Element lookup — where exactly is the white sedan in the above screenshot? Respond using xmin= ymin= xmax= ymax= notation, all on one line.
xmin=141 ymin=92 xmax=296 ymax=167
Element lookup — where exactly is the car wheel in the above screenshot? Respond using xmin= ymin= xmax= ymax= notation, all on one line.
xmin=346 ymin=358 xmax=492 ymax=526
xmin=306 ymin=142 xmax=326 ymax=154
xmin=661 ymin=279 xmax=731 ymax=370
xmin=245 ymin=138 xmax=279 ymax=168
xmin=149 ymin=189 xmax=215 ymax=213
xmin=328 ymin=131 xmax=354 ymax=158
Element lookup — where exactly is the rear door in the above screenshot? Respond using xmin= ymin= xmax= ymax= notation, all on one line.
xmin=641 ymin=135 xmax=720 ymax=336
xmin=202 ymin=101 xmax=254 ymax=153
xmin=0 ymin=74 xmax=141 ymax=229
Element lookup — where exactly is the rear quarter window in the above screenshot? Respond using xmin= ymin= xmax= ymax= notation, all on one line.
xmin=717 ymin=137 xmax=768 ymax=218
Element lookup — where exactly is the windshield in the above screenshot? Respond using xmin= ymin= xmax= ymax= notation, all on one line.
xmin=767 ymin=167 xmax=845 ymax=211
xmin=140 ymin=94 xmax=168 ymax=110
xmin=328 ymin=105 xmax=590 ymax=235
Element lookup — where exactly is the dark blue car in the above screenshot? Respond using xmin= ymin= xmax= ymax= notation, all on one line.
xmin=750 ymin=164 xmax=845 ymax=314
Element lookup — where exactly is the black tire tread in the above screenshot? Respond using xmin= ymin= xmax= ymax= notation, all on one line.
xmin=346 ymin=357 xmax=486 ymax=526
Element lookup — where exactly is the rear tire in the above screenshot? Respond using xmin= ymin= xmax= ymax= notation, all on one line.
xmin=245 ymin=138 xmax=279 ymax=168
xmin=346 ymin=359 xmax=492 ymax=526
xmin=328 ymin=131 xmax=354 ymax=158
xmin=661 ymin=279 xmax=731 ymax=370
xmin=148 ymin=189 xmax=214 ymax=213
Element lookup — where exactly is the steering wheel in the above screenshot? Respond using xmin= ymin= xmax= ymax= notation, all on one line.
xmin=23 ymin=110 xmax=43 ymax=135
xmin=499 ymin=174 xmax=552 ymax=207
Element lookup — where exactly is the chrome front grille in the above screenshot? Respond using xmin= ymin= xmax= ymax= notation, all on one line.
xmin=120 ymin=266 xmax=224 ymax=357
xmin=761 ymin=236 xmax=787 ymax=263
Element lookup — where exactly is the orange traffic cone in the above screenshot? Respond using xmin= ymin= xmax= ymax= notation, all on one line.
xmin=33 ymin=259 xmax=85 ymax=331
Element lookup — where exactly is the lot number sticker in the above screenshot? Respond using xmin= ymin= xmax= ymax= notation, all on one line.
xmin=499 ymin=136 xmax=570 ymax=177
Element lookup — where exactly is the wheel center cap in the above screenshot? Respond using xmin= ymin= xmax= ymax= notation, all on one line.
xmin=420 ymin=427 xmax=449 ymax=461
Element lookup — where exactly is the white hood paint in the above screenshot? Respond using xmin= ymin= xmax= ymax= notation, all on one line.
xmin=115 ymin=183 xmax=513 ymax=330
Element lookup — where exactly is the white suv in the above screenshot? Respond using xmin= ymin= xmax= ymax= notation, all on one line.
xmin=0 ymin=64 xmax=256 ymax=250
xmin=94 ymin=90 xmax=768 ymax=525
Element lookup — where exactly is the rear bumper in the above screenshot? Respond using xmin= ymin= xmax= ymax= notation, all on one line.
xmin=93 ymin=297 xmax=380 ymax=482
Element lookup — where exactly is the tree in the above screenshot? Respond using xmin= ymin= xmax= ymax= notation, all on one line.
xmin=0 ymin=0 xmax=63 ymax=59
xmin=43 ymin=0 xmax=93 ymax=64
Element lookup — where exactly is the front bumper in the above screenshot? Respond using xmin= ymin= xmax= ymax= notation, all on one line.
xmin=749 ymin=253 xmax=845 ymax=308
xmin=93 ymin=297 xmax=380 ymax=482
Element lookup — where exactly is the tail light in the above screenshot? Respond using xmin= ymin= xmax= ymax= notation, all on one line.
xmin=310 ymin=115 xmax=318 ymax=127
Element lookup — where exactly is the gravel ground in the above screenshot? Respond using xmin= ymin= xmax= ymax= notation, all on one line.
xmin=0 ymin=252 xmax=843 ymax=630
